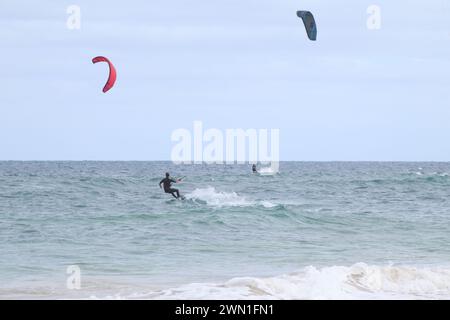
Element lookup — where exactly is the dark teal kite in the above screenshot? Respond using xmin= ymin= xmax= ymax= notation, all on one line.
xmin=297 ymin=11 xmax=317 ymax=41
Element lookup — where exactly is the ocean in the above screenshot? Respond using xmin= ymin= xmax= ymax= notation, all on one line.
xmin=1 ymin=161 xmax=450 ymax=299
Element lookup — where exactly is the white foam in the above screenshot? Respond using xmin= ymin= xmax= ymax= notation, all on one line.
xmin=17 ymin=263 xmax=448 ymax=300
xmin=140 ymin=263 xmax=450 ymax=300
xmin=258 ymin=166 xmax=278 ymax=176
xmin=185 ymin=187 xmax=253 ymax=207
xmin=185 ymin=187 xmax=278 ymax=208
xmin=260 ymin=201 xmax=277 ymax=208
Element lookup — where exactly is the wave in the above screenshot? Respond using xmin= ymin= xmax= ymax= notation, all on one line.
xmin=350 ymin=172 xmax=450 ymax=186
xmin=185 ymin=187 xmax=250 ymax=207
xmin=257 ymin=166 xmax=278 ymax=176
xmin=137 ymin=263 xmax=450 ymax=300
xmin=185 ymin=187 xmax=278 ymax=208
xmin=6 ymin=263 xmax=450 ymax=300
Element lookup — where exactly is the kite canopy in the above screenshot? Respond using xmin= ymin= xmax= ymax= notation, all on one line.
xmin=92 ymin=56 xmax=117 ymax=93
xmin=297 ymin=11 xmax=317 ymax=41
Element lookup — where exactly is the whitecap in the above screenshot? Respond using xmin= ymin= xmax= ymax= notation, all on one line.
xmin=139 ymin=263 xmax=450 ymax=300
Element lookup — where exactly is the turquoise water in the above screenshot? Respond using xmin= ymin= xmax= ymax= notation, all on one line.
xmin=1 ymin=161 xmax=450 ymax=299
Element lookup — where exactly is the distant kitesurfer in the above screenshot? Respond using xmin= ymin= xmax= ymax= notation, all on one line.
xmin=159 ymin=172 xmax=182 ymax=199
xmin=252 ymin=164 xmax=257 ymax=173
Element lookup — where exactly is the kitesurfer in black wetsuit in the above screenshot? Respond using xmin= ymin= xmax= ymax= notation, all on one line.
xmin=159 ymin=172 xmax=181 ymax=199
xmin=252 ymin=164 xmax=257 ymax=173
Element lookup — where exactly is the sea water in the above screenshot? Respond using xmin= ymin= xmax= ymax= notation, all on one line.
xmin=1 ymin=161 xmax=450 ymax=299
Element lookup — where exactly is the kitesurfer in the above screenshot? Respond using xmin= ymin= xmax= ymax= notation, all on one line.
xmin=159 ymin=172 xmax=182 ymax=199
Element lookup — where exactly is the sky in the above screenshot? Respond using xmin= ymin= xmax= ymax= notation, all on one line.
xmin=0 ymin=0 xmax=449 ymax=161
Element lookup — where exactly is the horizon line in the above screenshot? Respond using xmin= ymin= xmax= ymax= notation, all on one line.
xmin=1 ymin=160 xmax=450 ymax=163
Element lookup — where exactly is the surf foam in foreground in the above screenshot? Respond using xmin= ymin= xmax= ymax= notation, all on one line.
xmin=88 ymin=263 xmax=450 ymax=300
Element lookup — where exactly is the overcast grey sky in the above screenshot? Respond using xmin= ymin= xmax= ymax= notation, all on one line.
xmin=1 ymin=0 xmax=449 ymax=160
